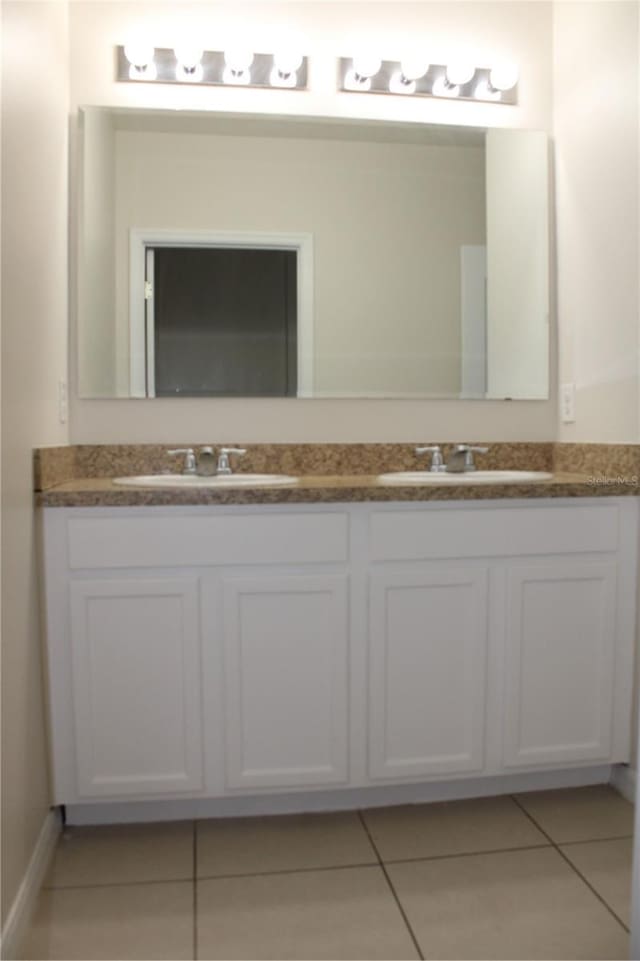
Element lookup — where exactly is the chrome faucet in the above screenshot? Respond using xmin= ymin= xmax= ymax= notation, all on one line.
xmin=196 ymin=446 xmax=216 ymax=476
xmin=167 ymin=446 xmax=218 ymax=476
xmin=216 ymin=447 xmax=247 ymax=475
xmin=415 ymin=445 xmax=447 ymax=473
xmin=446 ymin=444 xmax=489 ymax=473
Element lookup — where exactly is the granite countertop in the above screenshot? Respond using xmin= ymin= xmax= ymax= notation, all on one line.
xmin=35 ymin=471 xmax=640 ymax=507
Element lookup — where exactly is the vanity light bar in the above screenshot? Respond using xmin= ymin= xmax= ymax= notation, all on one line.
xmin=116 ymin=46 xmax=309 ymax=91
xmin=338 ymin=58 xmax=518 ymax=105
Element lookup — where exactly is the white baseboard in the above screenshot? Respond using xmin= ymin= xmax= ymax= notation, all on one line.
xmin=610 ymin=763 xmax=637 ymax=803
xmin=0 ymin=809 xmax=61 ymax=961
xmin=65 ymin=765 xmax=613 ymax=825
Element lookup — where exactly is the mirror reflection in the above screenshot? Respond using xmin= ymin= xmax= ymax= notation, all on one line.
xmin=77 ymin=107 xmax=549 ymax=400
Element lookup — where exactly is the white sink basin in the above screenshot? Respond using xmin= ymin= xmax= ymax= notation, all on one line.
xmin=378 ymin=470 xmax=553 ymax=485
xmin=114 ymin=473 xmax=299 ymax=488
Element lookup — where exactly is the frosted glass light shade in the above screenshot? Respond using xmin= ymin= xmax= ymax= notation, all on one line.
xmin=400 ymin=57 xmax=429 ymax=81
xmin=174 ymin=44 xmax=203 ymax=69
xmin=445 ymin=62 xmax=475 ymax=86
xmin=489 ymin=63 xmax=519 ymax=91
xmin=352 ymin=55 xmax=381 ymax=79
xmin=224 ymin=49 xmax=254 ymax=72
xmin=124 ymin=41 xmax=154 ymax=68
xmin=274 ymin=51 xmax=303 ymax=75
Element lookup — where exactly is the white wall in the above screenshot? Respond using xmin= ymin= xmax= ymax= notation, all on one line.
xmin=68 ymin=0 xmax=556 ymax=443
xmin=554 ymin=1 xmax=639 ymax=444
xmin=1 ymin=0 xmax=69 ymax=931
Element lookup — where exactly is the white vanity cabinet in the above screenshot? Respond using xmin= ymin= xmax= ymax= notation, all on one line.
xmin=219 ymin=572 xmax=349 ymax=791
xmin=67 ymin=574 xmax=204 ymax=798
xmin=40 ymin=497 xmax=637 ymax=815
xmin=368 ymin=565 xmax=490 ymax=780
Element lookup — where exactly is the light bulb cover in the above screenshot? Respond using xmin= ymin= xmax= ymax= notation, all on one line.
xmin=389 ymin=71 xmax=416 ymax=95
xmin=473 ymin=78 xmax=501 ymax=101
xmin=224 ymin=48 xmax=254 ymax=72
xmin=273 ymin=51 xmax=303 ymax=75
xmin=176 ymin=62 xmax=204 ymax=83
xmin=124 ymin=41 xmax=154 ymax=68
xmin=445 ymin=62 xmax=475 ymax=86
xmin=400 ymin=57 xmax=429 ymax=82
xmin=270 ymin=65 xmax=297 ymax=87
xmin=174 ymin=44 xmax=204 ymax=69
xmin=344 ymin=68 xmax=372 ymax=91
xmin=432 ymin=75 xmax=460 ymax=98
xmin=489 ymin=62 xmax=519 ymax=91
xmin=128 ymin=62 xmax=157 ymax=81
xmin=352 ymin=55 xmax=381 ymax=79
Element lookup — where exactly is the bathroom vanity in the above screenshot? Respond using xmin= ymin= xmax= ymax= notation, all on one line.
xmin=38 ymin=482 xmax=638 ymax=823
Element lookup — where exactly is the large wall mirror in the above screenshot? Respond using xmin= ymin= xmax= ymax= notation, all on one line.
xmin=77 ymin=107 xmax=549 ymax=400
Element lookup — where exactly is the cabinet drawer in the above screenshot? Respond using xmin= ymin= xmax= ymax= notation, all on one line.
xmin=369 ymin=504 xmax=619 ymax=561
xmin=67 ymin=512 xmax=349 ymax=569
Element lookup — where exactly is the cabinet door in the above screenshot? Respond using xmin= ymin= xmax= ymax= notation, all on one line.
xmin=222 ymin=574 xmax=349 ymax=790
xmin=368 ymin=567 xmax=489 ymax=780
xmin=503 ymin=562 xmax=617 ymax=768
xmin=69 ymin=577 xmax=203 ymax=798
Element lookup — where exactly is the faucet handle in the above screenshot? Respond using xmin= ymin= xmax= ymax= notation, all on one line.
xmin=219 ymin=447 xmax=247 ymax=457
xmin=217 ymin=447 xmax=247 ymax=475
xmin=454 ymin=444 xmax=489 ymax=471
xmin=415 ymin=445 xmax=446 ymax=473
xmin=167 ymin=448 xmax=197 ymax=475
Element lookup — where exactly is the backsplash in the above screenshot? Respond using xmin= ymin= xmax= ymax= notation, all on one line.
xmin=552 ymin=443 xmax=640 ymax=479
xmin=37 ymin=442 xmax=561 ymax=489
xmin=34 ymin=441 xmax=640 ymax=490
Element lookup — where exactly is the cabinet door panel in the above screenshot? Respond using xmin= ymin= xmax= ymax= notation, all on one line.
xmin=70 ymin=578 xmax=203 ymax=797
xmin=503 ymin=563 xmax=616 ymax=767
xmin=223 ymin=575 xmax=349 ymax=789
xmin=369 ymin=568 xmax=489 ymax=779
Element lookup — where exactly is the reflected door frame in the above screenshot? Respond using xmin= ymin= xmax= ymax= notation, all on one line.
xmin=128 ymin=229 xmax=314 ymax=398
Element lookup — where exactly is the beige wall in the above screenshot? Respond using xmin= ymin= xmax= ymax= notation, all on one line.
xmin=554 ymin=1 xmax=639 ymax=444
xmin=553 ymin=0 xmax=640 ymax=773
xmin=68 ymin=0 xmax=556 ymax=443
xmin=1 ymin=0 xmax=69 ymax=930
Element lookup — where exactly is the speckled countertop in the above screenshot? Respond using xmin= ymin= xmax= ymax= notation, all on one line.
xmin=34 ymin=442 xmax=640 ymax=507
xmin=36 ymin=472 xmax=640 ymax=507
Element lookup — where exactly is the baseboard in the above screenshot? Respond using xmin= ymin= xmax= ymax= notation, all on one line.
xmin=610 ymin=763 xmax=637 ymax=803
xmin=0 ymin=809 xmax=61 ymax=961
xmin=65 ymin=765 xmax=613 ymax=825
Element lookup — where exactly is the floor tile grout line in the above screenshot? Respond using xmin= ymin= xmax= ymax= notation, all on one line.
xmin=44 ymin=876 xmax=194 ymax=891
xmin=559 ymin=834 xmax=634 ymax=847
xmin=46 ymin=829 xmax=632 ymax=893
xmin=382 ymin=842 xmax=552 ymax=866
xmin=357 ymin=810 xmax=425 ymax=961
xmin=45 ymin=860 xmax=385 ymax=893
xmin=555 ymin=844 xmax=631 ymax=935
xmin=509 ymin=794 xmax=631 ymax=935
xmin=193 ymin=820 xmax=198 ymax=961
xmin=197 ymin=860 xmax=380 ymax=882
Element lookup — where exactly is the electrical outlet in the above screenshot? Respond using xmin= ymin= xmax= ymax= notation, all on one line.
xmin=561 ymin=382 xmax=576 ymax=424
xmin=58 ymin=379 xmax=68 ymax=424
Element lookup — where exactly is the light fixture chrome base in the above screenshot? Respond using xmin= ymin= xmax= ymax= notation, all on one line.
xmin=116 ymin=47 xmax=308 ymax=91
xmin=338 ymin=58 xmax=517 ymax=105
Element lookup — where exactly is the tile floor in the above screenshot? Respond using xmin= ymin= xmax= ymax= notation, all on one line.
xmin=24 ymin=785 xmax=634 ymax=960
